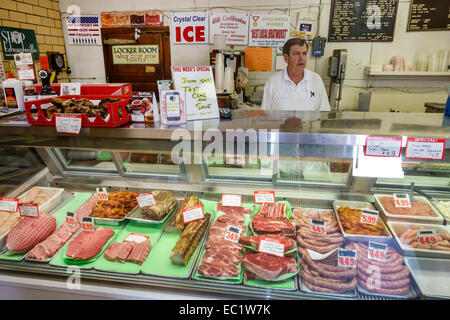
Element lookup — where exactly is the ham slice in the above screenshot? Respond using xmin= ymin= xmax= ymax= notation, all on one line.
xmin=66 ymin=227 xmax=114 ymax=260
xmin=126 ymin=240 xmax=151 ymax=265
xmin=104 ymin=242 xmax=133 ymax=263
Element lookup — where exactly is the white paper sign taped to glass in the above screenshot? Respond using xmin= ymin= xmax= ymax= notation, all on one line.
xmin=249 ymin=14 xmax=290 ymax=47
xmin=171 ymin=12 xmax=209 ymax=44
xmin=405 ymin=138 xmax=445 ymax=160
xmin=210 ymin=13 xmax=249 ymax=45
xmin=171 ymin=66 xmax=220 ymax=121
xmin=66 ymin=16 xmax=102 ymax=45
xmin=112 ymin=45 xmax=159 ymax=64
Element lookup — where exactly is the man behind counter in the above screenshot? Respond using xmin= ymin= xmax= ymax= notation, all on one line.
xmin=262 ymin=38 xmax=331 ymax=112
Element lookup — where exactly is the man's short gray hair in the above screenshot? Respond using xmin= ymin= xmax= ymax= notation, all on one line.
xmin=282 ymin=38 xmax=308 ymax=55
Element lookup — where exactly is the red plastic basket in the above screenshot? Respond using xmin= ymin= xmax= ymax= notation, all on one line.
xmin=25 ymin=95 xmax=132 ymax=128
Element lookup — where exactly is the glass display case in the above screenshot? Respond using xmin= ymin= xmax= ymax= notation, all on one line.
xmin=0 ymin=110 xmax=448 ymax=300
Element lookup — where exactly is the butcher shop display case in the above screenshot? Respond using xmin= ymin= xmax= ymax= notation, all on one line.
xmin=0 ymin=110 xmax=449 ymax=300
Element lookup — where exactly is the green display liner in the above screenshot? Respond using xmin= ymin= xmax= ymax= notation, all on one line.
xmin=93 ymin=220 xmax=166 ymax=274
xmin=49 ymin=223 xmax=123 ymax=270
xmin=0 ymin=192 xmax=92 ymax=262
xmin=252 ymin=200 xmax=292 ymax=219
xmin=192 ymin=203 xmax=254 ymax=284
xmin=242 ymin=249 xmax=299 ymax=291
xmin=140 ymin=199 xmax=217 ymax=279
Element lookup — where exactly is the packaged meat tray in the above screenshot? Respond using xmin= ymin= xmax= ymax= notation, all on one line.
xmin=333 ymin=200 xmax=393 ymax=244
xmin=374 ymin=194 xmax=444 ymax=225
xmin=433 ymin=200 xmax=450 ymax=225
xmin=140 ymin=199 xmax=216 ymax=279
xmin=404 ymin=257 xmax=450 ymax=299
xmin=93 ymin=220 xmax=164 ymax=274
xmin=388 ymin=221 xmax=450 ymax=259
xmin=18 ymin=187 xmax=65 ymax=214
xmin=192 ymin=204 xmax=253 ymax=284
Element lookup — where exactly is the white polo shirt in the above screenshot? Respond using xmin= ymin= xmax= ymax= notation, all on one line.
xmin=261 ymin=68 xmax=331 ymax=111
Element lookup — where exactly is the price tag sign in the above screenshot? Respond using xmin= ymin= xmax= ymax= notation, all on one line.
xmin=65 ymin=212 xmax=76 ymax=226
xmin=0 ymin=197 xmax=19 ymax=212
xmin=182 ymin=204 xmax=205 ymax=224
xmin=365 ymin=136 xmax=402 ymax=157
xmin=124 ymin=233 xmax=150 ymax=243
xmin=310 ymin=219 xmax=327 ymax=234
xmin=258 ymin=238 xmax=285 ymax=257
xmin=81 ymin=217 xmax=94 ymax=232
xmin=254 ymin=191 xmax=275 ymax=204
xmin=55 ymin=114 xmax=82 ymax=134
xmin=222 ymin=194 xmax=242 ymax=207
xmin=18 ymin=203 xmax=39 ymax=217
xmin=338 ymin=249 xmax=357 ymax=268
xmin=96 ymin=187 xmax=108 ymax=201
xmin=394 ymin=193 xmax=411 ymax=208
xmin=405 ymin=138 xmax=445 ymax=160
xmin=360 ymin=209 xmax=379 ymax=225
xmin=224 ymin=225 xmax=242 ymax=243
xmin=417 ymin=229 xmax=438 ymax=246
xmin=368 ymin=241 xmax=387 ymax=262
xmin=136 ymin=193 xmax=156 ymax=208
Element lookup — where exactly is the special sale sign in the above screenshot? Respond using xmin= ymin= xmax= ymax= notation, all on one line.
xmin=171 ymin=12 xmax=209 ymax=44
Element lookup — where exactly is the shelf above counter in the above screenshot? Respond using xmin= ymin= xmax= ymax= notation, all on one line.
xmin=365 ymin=70 xmax=450 ymax=77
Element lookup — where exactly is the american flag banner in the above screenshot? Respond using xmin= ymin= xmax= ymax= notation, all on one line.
xmin=66 ymin=16 xmax=102 ymax=45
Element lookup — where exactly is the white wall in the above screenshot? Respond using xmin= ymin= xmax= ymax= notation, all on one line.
xmin=58 ymin=0 xmax=450 ymax=111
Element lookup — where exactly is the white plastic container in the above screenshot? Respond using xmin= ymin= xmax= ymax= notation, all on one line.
xmin=2 ymin=73 xmax=25 ymax=111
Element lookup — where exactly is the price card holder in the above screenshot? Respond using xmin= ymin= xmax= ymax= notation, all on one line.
xmin=405 ymin=138 xmax=445 ymax=160
xmin=368 ymin=241 xmax=387 ymax=262
xmin=394 ymin=193 xmax=411 ymax=208
xmin=360 ymin=209 xmax=379 ymax=225
xmin=96 ymin=187 xmax=108 ymax=201
xmin=338 ymin=249 xmax=357 ymax=268
xmin=221 ymin=194 xmax=242 ymax=207
xmin=417 ymin=229 xmax=438 ymax=246
xmin=310 ymin=219 xmax=327 ymax=234
xmin=81 ymin=217 xmax=94 ymax=232
xmin=254 ymin=191 xmax=275 ymax=204
xmin=224 ymin=225 xmax=242 ymax=243
xmin=123 ymin=233 xmax=150 ymax=243
xmin=65 ymin=212 xmax=76 ymax=226
xmin=55 ymin=114 xmax=82 ymax=134
xmin=182 ymin=204 xmax=205 ymax=224
xmin=365 ymin=136 xmax=402 ymax=157
xmin=136 ymin=193 xmax=156 ymax=208
xmin=18 ymin=203 xmax=39 ymax=218
xmin=0 ymin=197 xmax=19 ymax=212
xmin=258 ymin=238 xmax=285 ymax=257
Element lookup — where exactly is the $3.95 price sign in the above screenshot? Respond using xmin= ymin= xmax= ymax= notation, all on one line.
xmin=417 ymin=229 xmax=438 ymax=246
xmin=224 ymin=225 xmax=242 ymax=243
xmin=368 ymin=241 xmax=387 ymax=262
xmin=338 ymin=249 xmax=357 ymax=268
xmin=81 ymin=217 xmax=94 ymax=232
xmin=96 ymin=187 xmax=108 ymax=201
xmin=310 ymin=219 xmax=327 ymax=234
xmin=393 ymin=193 xmax=411 ymax=208
xmin=360 ymin=209 xmax=379 ymax=225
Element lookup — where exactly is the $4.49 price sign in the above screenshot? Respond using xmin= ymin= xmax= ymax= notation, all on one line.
xmin=136 ymin=192 xmax=156 ymax=208
xmin=182 ymin=204 xmax=205 ymax=224
xmin=417 ymin=229 xmax=438 ymax=246
xmin=310 ymin=219 xmax=327 ymax=234
xmin=18 ymin=203 xmax=39 ymax=217
xmin=368 ymin=241 xmax=387 ymax=262
xmin=394 ymin=193 xmax=411 ymax=208
xmin=224 ymin=225 xmax=242 ymax=243
xmin=81 ymin=217 xmax=94 ymax=232
xmin=338 ymin=249 xmax=357 ymax=268
xmin=360 ymin=209 xmax=379 ymax=225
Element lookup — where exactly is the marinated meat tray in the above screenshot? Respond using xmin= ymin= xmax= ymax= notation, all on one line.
xmin=91 ymin=191 xmax=138 ymax=226
xmin=374 ymin=194 xmax=444 ymax=225
xmin=126 ymin=190 xmax=179 ymax=224
xmin=333 ymin=200 xmax=393 ymax=244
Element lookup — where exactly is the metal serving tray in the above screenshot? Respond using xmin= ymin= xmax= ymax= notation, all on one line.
xmin=298 ymin=277 xmax=357 ymax=298
xmin=126 ymin=202 xmax=179 ymax=225
xmin=373 ymin=194 xmax=444 ymax=225
xmin=356 ymin=283 xmax=417 ymax=300
xmin=92 ymin=205 xmax=137 ymax=226
xmin=387 ymin=221 xmax=450 ymax=259
xmin=333 ymin=200 xmax=393 ymax=244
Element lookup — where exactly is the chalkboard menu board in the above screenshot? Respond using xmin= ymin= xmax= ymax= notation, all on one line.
xmin=407 ymin=0 xmax=450 ymax=31
xmin=328 ymin=0 xmax=398 ymax=42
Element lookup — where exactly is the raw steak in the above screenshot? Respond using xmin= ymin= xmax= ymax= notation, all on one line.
xmin=252 ymin=215 xmax=295 ymax=235
xmin=257 ymin=203 xmax=287 ymax=219
xmin=240 ymin=234 xmax=297 ymax=252
xmin=198 ymin=260 xmax=240 ymax=278
xmin=205 ymin=239 xmax=243 ymax=252
xmin=66 ymin=227 xmax=114 ymax=260
xmin=104 ymin=242 xmax=133 ymax=263
xmin=217 ymin=213 xmax=245 ymax=225
xmin=202 ymin=249 xmax=242 ymax=265
xmin=217 ymin=203 xmax=252 ymax=215
xmin=242 ymin=252 xmax=297 ymax=279
xmin=6 ymin=212 xmax=56 ymax=253
xmin=75 ymin=194 xmax=99 ymax=223
xmin=126 ymin=239 xmax=151 ymax=265
xmin=208 ymin=221 xmax=246 ymax=241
